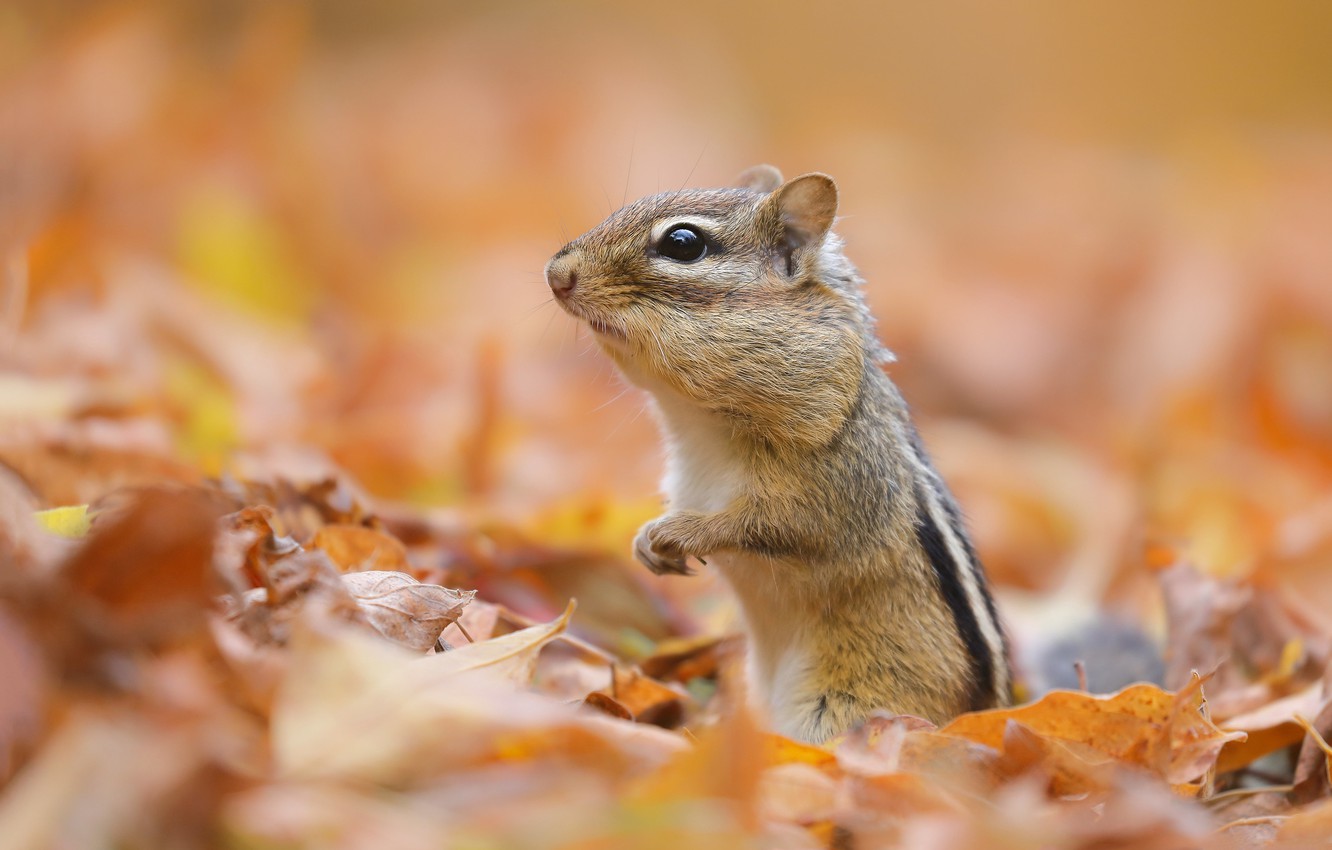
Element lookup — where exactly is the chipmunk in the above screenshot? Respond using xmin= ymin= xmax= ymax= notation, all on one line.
xmin=545 ymin=165 xmax=1011 ymax=743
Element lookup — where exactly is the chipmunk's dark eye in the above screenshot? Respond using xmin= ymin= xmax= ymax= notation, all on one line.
xmin=657 ymin=225 xmax=707 ymax=263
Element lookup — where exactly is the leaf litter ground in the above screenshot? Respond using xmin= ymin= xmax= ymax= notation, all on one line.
xmin=2 ymin=470 xmax=1332 ymax=849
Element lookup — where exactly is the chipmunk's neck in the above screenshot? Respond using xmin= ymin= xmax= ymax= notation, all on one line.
xmin=637 ymin=375 xmax=756 ymax=515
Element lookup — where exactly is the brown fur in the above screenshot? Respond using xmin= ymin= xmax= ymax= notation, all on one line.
xmin=546 ymin=168 xmax=1010 ymax=742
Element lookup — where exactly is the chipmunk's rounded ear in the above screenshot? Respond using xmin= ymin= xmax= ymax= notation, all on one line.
xmin=734 ymin=164 xmax=784 ymax=193
xmin=760 ymin=173 xmax=838 ymax=275
xmin=772 ymin=173 xmax=837 ymax=245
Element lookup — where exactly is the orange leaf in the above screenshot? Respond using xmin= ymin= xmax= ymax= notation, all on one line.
xmin=309 ymin=524 xmax=412 ymax=573
xmin=1215 ymin=681 xmax=1324 ymax=774
xmin=593 ymin=664 xmax=686 ymax=728
xmin=940 ymin=678 xmax=1244 ymax=787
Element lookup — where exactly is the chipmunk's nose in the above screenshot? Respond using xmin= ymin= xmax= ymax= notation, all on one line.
xmin=544 ymin=254 xmax=578 ymax=299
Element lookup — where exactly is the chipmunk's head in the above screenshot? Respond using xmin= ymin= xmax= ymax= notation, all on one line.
xmin=545 ymin=166 xmax=880 ymax=447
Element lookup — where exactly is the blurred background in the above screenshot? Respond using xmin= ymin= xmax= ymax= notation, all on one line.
xmin=2 ymin=1 xmax=1331 ymax=639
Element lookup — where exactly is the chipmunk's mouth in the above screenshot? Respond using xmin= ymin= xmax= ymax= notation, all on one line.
xmin=557 ymin=297 xmax=630 ymax=343
xmin=561 ymin=299 xmax=622 ymax=339
xmin=586 ymin=316 xmax=628 ymax=342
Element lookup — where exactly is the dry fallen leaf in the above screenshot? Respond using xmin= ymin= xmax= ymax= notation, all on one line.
xmin=1215 ymin=680 xmax=1324 ymax=774
xmin=427 ymin=599 xmax=576 ymax=681
xmin=940 ymin=678 xmax=1245 ymax=791
xmin=225 ymin=550 xmax=361 ymax=647
xmin=590 ymin=663 xmax=687 ymax=728
xmin=308 ymin=524 xmax=413 ymax=574
xmin=56 ymin=486 xmax=224 ymax=652
xmin=338 ymin=570 xmax=474 ymax=652
xmin=0 ymin=609 xmax=45 ymax=785
xmin=268 ymin=600 xmax=681 ymax=789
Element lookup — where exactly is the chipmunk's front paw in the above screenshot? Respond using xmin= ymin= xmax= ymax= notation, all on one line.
xmin=633 ymin=513 xmax=702 ymax=576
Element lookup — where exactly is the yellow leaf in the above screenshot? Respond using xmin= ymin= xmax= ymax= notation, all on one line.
xmin=176 ymin=185 xmax=313 ymax=323
xmin=32 ymin=504 xmax=90 ymax=538
xmin=164 ymin=357 xmax=238 ymax=476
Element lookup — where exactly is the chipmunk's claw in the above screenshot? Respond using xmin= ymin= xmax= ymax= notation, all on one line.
xmin=633 ymin=517 xmax=695 ymax=576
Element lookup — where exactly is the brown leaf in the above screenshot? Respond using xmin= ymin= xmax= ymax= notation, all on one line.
xmin=641 ymin=634 xmax=740 ymax=684
xmin=225 ymin=550 xmax=361 ymax=646
xmin=582 ymin=691 xmax=633 ymax=721
xmin=59 ymin=486 xmax=224 ymax=648
xmin=0 ymin=608 xmax=45 ymax=784
xmin=215 ymin=504 xmax=301 ymax=595
xmin=1215 ymin=680 xmax=1324 ymax=774
xmin=1291 ymin=705 xmax=1332 ymax=804
xmin=338 ymin=570 xmax=474 ymax=652
xmin=1160 ymin=562 xmax=1252 ymax=692
xmin=591 ymin=664 xmax=687 ymax=729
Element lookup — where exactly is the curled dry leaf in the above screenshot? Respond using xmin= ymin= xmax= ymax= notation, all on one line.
xmin=582 ymin=691 xmax=633 ymax=721
xmin=1163 ymin=563 xmax=1331 ymax=725
xmin=215 ymin=505 xmax=300 ymax=596
xmin=339 ymin=570 xmax=474 ymax=652
xmin=218 ymin=476 xmax=376 ymax=546
xmin=220 ymin=505 xmax=475 ymax=654
xmin=225 ymin=550 xmax=361 ymax=646
xmin=590 ymin=664 xmax=688 ymax=728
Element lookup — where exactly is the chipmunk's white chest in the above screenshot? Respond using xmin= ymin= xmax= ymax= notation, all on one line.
xmin=709 ymin=549 xmax=821 ymax=738
xmin=649 ymin=393 xmax=748 ymax=514
xmin=638 ymin=380 xmax=826 ymax=735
